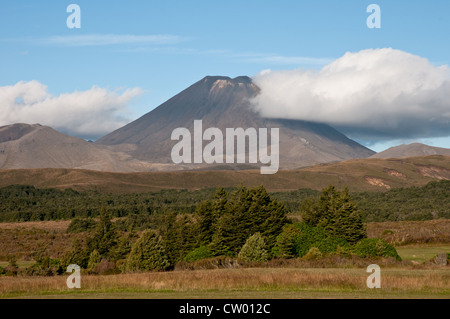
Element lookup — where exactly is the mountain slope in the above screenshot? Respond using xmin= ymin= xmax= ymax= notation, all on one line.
xmin=371 ymin=143 xmax=450 ymax=159
xmin=97 ymin=76 xmax=375 ymax=168
xmin=0 ymin=123 xmax=153 ymax=172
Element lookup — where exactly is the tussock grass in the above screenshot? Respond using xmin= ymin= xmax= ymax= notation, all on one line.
xmin=366 ymin=220 xmax=450 ymax=245
xmin=1 ymin=267 xmax=448 ymax=298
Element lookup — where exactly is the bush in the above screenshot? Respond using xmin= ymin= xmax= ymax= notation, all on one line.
xmin=184 ymin=246 xmax=213 ymax=262
xmin=294 ymin=223 xmax=350 ymax=257
xmin=238 ymin=233 xmax=269 ymax=263
xmin=92 ymin=259 xmax=120 ymax=275
xmin=88 ymin=249 xmax=102 ymax=269
xmin=353 ymin=238 xmax=401 ymax=261
xmin=302 ymin=247 xmax=323 ymax=260
xmin=0 ymin=266 xmax=6 ymax=275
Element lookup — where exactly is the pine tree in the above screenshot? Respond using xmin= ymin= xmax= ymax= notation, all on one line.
xmin=205 ymin=186 xmax=289 ymax=256
xmin=109 ymin=232 xmax=137 ymax=262
xmin=125 ymin=230 xmax=170 ymax=272
xmin=160 ymin=211 xmax=197 ymax=264
xmin=194 ymin=200 xmax=215 ymax=246
xmin=61 ymin=238 xmax=90 ymax=269
xmin=301 ymin=186 xmax=366 ymax=243
xmin=209 ymin=223 xmax=232 ymax=256
xmin=272 ymin=224 xmax=302 ymax=258
xmin=86 ymin=207 xmax=117 ymax=257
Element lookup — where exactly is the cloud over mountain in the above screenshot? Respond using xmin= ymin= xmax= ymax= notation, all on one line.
xmin=0 ymin=81 xmax=142 ymax=139
xmin=250 ymin=48 xmax=450 ymax=141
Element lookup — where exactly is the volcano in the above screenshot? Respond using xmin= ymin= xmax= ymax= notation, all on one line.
xmin=96 ymin=76 xmax=375 ymax=169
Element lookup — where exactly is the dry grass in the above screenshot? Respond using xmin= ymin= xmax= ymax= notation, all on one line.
xmin=0 ymin=220 xmax=71 ymax=232
xmin=0 ymin=226 xmax=83 ymax=261
xmin=366 ymin=219 xmax=450 ymax=245
xmin=0 ymin=267 xmax=448 ymax=298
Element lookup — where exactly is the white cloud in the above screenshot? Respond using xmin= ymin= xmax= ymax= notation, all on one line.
xmin=250 ymin=48 xmax=450 ymax=140
xmin=0 ymin=81 xmax=143 ymax=139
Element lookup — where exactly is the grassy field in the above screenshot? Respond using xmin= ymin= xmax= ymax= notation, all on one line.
xmin=396 ymin=245 xmax=450 ymax=263
xmin=1 ymin=267 xmax=448 ymax=299
xmin=1 ymin=215 xmax=448 ymax=299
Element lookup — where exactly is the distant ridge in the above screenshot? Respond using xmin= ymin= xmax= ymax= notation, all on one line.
xmin=371 ymin=143 xmax=450 ymax=159
xmin=0 ymin=155 xmax=448 ymax=193
xmin=0 ymin=123 xmax=152 ymax=172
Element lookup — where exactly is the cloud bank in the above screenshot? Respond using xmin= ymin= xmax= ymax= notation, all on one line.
xmin=0 ymin=81 xmax=142 ymax=139
xmin=251 ymin=48 xmax=450 ymax=141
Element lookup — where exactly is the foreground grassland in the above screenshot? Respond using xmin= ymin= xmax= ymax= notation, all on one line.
xmin=1 ymin=267 xmax=448 ymax=299
xmin=396 ymin=245 xmax=450 ymax=264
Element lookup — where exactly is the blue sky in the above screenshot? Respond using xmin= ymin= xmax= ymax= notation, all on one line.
xmin=0 ymin=0 xmax=449 ymax=151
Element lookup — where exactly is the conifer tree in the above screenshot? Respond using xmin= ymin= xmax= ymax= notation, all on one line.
xmin=272 ymin=224 xmax=302 ymax=258
xmin=301 ymin=186 xmax=366 ymax=243
xmin=125 ymin=230 xmax=169 ymax=272
xmin=87 ymin=207 xmax=117 ymax=257
xmin=61 ymin=238 xmax=90 ymax=269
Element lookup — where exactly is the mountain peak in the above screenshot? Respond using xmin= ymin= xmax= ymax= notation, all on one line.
xmin=202 ymin=75 xmax=252 ymax=83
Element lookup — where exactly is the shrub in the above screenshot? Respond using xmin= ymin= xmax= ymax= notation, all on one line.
xmin=302 ymin=247 xmax=323 ymax=260
xmin=88 ymin=249 xmax=102 ymax=269
xmin=125 ymin=230 xmax=170 ymax=272
xmin=0 ymin=266 xmax=6 ymax=275
xmin=353 ymin=238 xmax=401 ymax=261
xmin=175 ymin=256 xmax=240 ymax=271
xmin=184 ymin=246 xmax=213 ymax=262
xmin=294 ymin=223 xmax=349 ymax=257
xmin=92 ymin=259 xmax=119 ymax=275
xmin=238 ymin=233 xmax=269 ymax=263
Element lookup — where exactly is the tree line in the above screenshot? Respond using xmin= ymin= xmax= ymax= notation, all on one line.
xmin=0 ymin=180 xmax=448 ymax=223
xmin=5 ymin=185 xmax=401 ymax=276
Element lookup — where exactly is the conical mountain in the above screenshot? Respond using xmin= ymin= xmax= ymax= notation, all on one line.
xmin=96 ymin=76 xmax=375 ymax=169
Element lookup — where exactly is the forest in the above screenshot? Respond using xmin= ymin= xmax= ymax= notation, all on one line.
xmin=0 ymin=184 xmax=409 ymax=276
xmin=0 ymin=180 xmax=449 ymax=223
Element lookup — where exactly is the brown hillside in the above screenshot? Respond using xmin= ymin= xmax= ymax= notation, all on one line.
xmin=0 ymin=155 xmax=448 ymax=193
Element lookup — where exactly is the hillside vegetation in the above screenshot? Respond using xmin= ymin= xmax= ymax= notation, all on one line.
xmin=0 ymin=180 xmax=448 ymax=223
xmin=1 ymin=185 xmax=407 ymax=278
